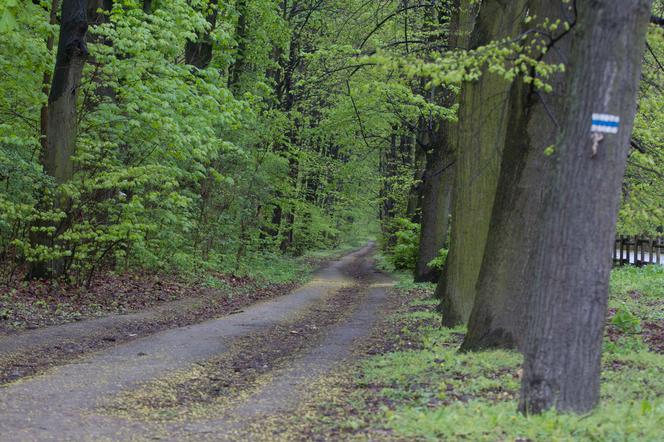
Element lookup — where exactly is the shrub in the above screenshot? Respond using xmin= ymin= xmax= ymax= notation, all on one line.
xmin=389 ymin=218 xmax=420 ymax=271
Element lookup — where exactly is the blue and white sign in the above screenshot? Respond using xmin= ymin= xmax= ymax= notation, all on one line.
xmin=591 ymin=113 xmax=620 ymax=134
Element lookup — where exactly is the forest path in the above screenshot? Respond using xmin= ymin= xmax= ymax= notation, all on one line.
xmin=0 ymin=244 xmax=392 ymax=441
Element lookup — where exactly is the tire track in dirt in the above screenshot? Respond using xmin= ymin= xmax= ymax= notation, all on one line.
xmin=0 ymin=244 xmax=391 ymax=441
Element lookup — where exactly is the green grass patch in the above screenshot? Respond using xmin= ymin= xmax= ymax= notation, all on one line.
xmin=609 ymin=265 xmax=664 ymax=323
xmin=353 ymin=266 xmax=664 ymax=441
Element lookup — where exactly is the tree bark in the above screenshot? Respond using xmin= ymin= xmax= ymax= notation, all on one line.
xmin=435 ymin=0 xmax=527 ymax=326
xmin=462 ymin=0 xmax=572 ymax=351
xmin=519 ymin=0 xmax=651 ymax=414
xmin=414 ymin=1 xmax=460 ymax=283
xmin=29 ymin=0 xmax=88 ymax=279
xmin=44 ymin=0 xmax=88 ymax=184
xmin=39 ymin=0 xmax=60 ymax=159
xmin=406 ymin=134 xmax=424 ymax=223
xmin=380 ymin=130 xmax=400 ymax=247
xmin=414 ymin=122 xmax=455 ymax=282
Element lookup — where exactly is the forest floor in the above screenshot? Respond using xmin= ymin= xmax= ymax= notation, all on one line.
xmin=0 ymin=246 xmax=663 ymax=441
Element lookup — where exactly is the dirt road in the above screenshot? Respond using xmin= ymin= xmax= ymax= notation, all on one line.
xmin=0 ymin=244 xmax=393 ymax=441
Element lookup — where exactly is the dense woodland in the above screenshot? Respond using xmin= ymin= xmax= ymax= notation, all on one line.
xmin=1 ymin=0 xmax=663 ymax=422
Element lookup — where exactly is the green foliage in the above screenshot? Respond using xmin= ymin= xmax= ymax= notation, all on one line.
xmin=618 ymin=25 xmax=664 ymax=235
xmin=387 ymin=218 xmax=420 ymax=271
xmin=0 ymin=0 xmax=386 ymax=284
xmin=611 ymin=305 xmax=642 ymax=334
xmin=609 ymin=265 xmax=664 ymax=323
xmin=427 ymin=247 xmax=449 ymax=271
xmin=1 ymin=0 xmax=661 ymax=292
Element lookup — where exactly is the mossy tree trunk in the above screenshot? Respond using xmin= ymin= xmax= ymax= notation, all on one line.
xmin=519 ymin=0 xmax=651 ymax=414
xmin=435 ymin=0 xmax=527 ymax=326
xmin=461 ymin=0 xmax=572 ymax=352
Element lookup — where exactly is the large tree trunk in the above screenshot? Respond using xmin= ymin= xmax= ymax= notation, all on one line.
xmin=519 ymin=0 xmax=651 ymax=414
xmin=461 ymin=0 xmax=572 ymax=351
xmin=435 ymin=0 xmax=527 ymax=326
xmin=29 ymin=0 xmax=88 ymax=279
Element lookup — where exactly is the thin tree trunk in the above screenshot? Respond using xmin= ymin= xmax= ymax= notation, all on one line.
xmin=229 ymin=0 xmax=248 ymax=90
xmin=462 ymin=0 xmax=572 ymax=351
xmin=380 ymin=131 xmax=400 ymax=247
xmin=279 ymin=155 xmax=299 ymax=253
xmin=414 ymin=124 xmax=455 ymax=282
xmin=519 ymin=0 xmax=651 ymax=414
xmin=185 ymin=0 xmax=218 ymax=69
xmin=39 ymin=0 xmax=59 ymax=156
xmin=435 ymin=0 xmax=527 ymax=326
xmin=414 ymin=0 xmax=460 ymax=283
xmin=406 ymin=134 xmax=424 ymax=223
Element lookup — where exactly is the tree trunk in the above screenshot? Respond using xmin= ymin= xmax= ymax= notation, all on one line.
xmin=39 ymin=0 xmax=60 ymax=160
xmin=279 ymin=155 xmax=299 ymax=253
xmin=44 ymin=0 xmax=88 ymax=184
xmin=462 ymin=0 xmax=572 ymax=351
xmin=29 ymin=0 xmax=88 ymax=279
xmin=435 ymin=0 xmax=527 ymax=326
xmin=414 ymin=123 xmax=455 ymax=282
xmin=87 ymin=0 xmax=115 ymax=102
xmin=185 ymin=0 xmax=218 ymax=69
xmin=380 ymin=131 xmax=400 ymax=248
xmin=228 ymin=0 xmax=248 ymax=90
xmin=406 ymin=134 xmax=424 ymax=223
xmin=413 ymin=1 xmax=461 ymax=283
xmin=519 ymin=0 xmax=651 ymax=414
xmin=87 ymin=0 xmax=112 ymax=25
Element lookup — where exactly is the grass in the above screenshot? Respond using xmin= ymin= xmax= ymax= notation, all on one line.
xmin=316 ymin=264 xmax=664 ymax=441
xmin=609 ymin=265 xmax=664 ymax=323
